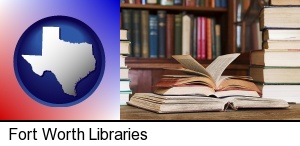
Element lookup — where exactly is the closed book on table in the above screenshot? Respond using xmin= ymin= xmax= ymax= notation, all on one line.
xmin=250 ymin=66 xmax=300 ymax=84
xmin=251 ymin=50 xmax=300 ymax=67
xmin=120 ymin=67 xmax=129 ymax=79
xmin=263 ymin=40 xmax=300 ymax=49
xmin=120 ymin=79 xmax=131 ymax=92
xmin=120 ymin=41 xmax=131 ymax=55
xmin=158 ymin=10 xmax=167 ymax=58
xmin=263 ymin=29 xmax=300 ymax=41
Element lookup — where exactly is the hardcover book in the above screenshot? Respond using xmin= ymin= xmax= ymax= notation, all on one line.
xmin=270 ymin=0 xmax=300 ymax=5
xmin=149 ymin=15 xmax=158 ymax=58
xmin=158 ymin=10 xmax=167 ymax=58
xmin=127 ymin=93 xmax=289 ymax=113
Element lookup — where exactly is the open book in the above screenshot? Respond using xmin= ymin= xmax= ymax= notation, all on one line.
xmin=153 ymin=54 xmax=261 ymax=97
xmin=127 ymin=93 xmax=289 ymax=113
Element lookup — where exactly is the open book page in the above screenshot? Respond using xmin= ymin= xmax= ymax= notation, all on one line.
xmin=206 ymin=53 xmax=240 ymax=82
xmin=172 ymin=55 xmax=212 ymax=78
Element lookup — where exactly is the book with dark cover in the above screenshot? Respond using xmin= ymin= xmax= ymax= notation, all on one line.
xmin=128 ymin=93 xmax=289 ymax=113
xmin=192 ymin=17 xmax=197 ymax=58
xmin=149 ymin=15 xmax=158 ymax=58
xmin=174 ymin=14 xmax=182 ymax=55
xmin=221 ymin=0 xmax=227 ymax=7
xmin=215 ymin=0 xmax=221 ymax=7
xmin=132 ymin=10 xmax=141 ymax=57
xmin=211 ymin=18 xmax=217 ymax=59
xmin=166 ymin=14 xmax=175 ymax=59
xmin=158 ymin=10 xmax=167 ymax=58
xmin=174 ymin=0 xmax=183 ymax=5
xmin=121 ymin=9 xmax=132 ymax=42
xmin=141 ymin=10 xmax=149 ymax=58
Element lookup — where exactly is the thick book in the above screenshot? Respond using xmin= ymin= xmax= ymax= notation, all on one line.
xmin=250 ymin=66 xmax=300 ymax=84
xmin=132 ymin=10 xmax=141 ymax=57
xmin=251 ymin=50 xmax=300 ymax=67
xmin=166 ymin=14 xmax=175 ymax=59
xmin=260 ymin=7 xmax=300 ymax=30
xmin=270 ymin=0 xmax=300 ymax=5
xmin=256 ymin=83 xmax=300 ymax=103
xmin=174 ymin=14 xmax=183 ymax=55
xmin=120 ymin=79 xmax=131 ymax=92
xmin=263 ymin=40 xmax=300 ymax=49
xmin=120 ymin=29 xmax=129 ymax=40
xmin=141 ymin=10 xmax=149 ymax=58
xmin=158 ymin=11 xmax=167 ymax=58
xmin=127 ymin=93 xmax=289 ymax=113
xmin=149 ymin=15 xmax=158 ymax=58
xmin=263 ymin=29 xmax=300 ymax=41
xmin=120 ymin=67 xmax=129 ymax=79
xmin=120 ymin=41 xmax=131 ymax=55
xmin=120 ymin=55 xmax=127 ymax=68
xmin=182 ymin=14 xmax=192 ymax=55
xmin=154 ymin=54 xmax=261 ymax=97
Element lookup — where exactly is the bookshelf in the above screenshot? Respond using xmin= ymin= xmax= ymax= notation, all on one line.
xmin=120 ymin=1 xmax=247 ymax=94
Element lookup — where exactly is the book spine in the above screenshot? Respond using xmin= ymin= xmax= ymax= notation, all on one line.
xmin=141 ymin=10 xmax=149 ymax=58
xmin=132 ymin=10 xmax=141 ymax=57
xmin=174 ymin=14 xmax=182 ymax=55
xmin=121 ymin=9 xmax=132 ymax=56
xmin=182 ymin=14 xmax=191 ymax=55
xmin=189 ymin=15 xmax=195 ymax=58
xmin=201 ymin=0 xmax=206 ymax=7
xmin=174 ymin=0 xmax=183 ymax=5
xmin=147 ymin=0 xmax=158 ymax=4
xmin=166 ymin=14 xmax=175 ymax=59
xmin=196 ymin=17 xmax=201 ymax=59
xmin=196 ymin=0 xmax=201 ymax=7
xmin=149 ymin=15 xmax=158 ymax=58
xmin=160 ymin=0 xmax=174 ymax=5
xmin=206 ymin=18 xmax=212 ymax=60
xmin=215 ymin=24 xmax=221 ymax=57
xmin=211 ymin=18 xmax=216 ymax=59
xmin=136 ymin=0 xmax=142 ymax=4
xmin=221 ymin=0 xmax=227 ymax=7
xmin=192 ymin=17 xmax=197 ymax=58
xmin=158 ymin=10 xmax=167 ymax=58
xmin=200 ymin=17 xmax=207 ymax=60
xmin=142 ymin=0 xmax=147 ymax=5
xmin=129 ymin=0 xmax=136 ymax=4
xmin=185 ymin=0 xmax=196 ymax=6
xmin=215 ymin=0 xmax=221 ymax=7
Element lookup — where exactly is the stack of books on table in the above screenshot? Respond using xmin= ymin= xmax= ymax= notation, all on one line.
xmin=126 ymin=54 xmax=290 ymax=113
xmin=120 ymin=29 xmax=132 ymax=105
xmin=250 ymin=0 xmax=300 ymax=103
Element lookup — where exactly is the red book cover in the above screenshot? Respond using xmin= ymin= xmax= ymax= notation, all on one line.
xmin=136 ymin=0 xmax=142 ymax=4
xmin=166 ymin=14 xmax=175 ymax=59
xmin=201 ymin=17 xmax=207 ymax=60
xmin=196 ymin=17 xmax=201 ymax=60
xmin=185 ymin=0 xmax=196 ymax=6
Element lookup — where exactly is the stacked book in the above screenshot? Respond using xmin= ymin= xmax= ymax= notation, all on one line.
xmin=250 ymin=0 xmax=300 ymax=103
xmin=120 ymin=29 xmax=132 ymax=105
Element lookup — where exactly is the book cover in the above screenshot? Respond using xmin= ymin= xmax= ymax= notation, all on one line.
xmin=149 ymin=15 xmax=158 ymax=58
xmin=211 ymin=18 xmax=216 ymax=59
xmin=215 ymin=24 xmax=221 ymax=58
xmin=141 ymin=10 xmax=149 ymax=58
xmin=200 ymin=17 xmax=207 ymax=60
xmin=196 ymin=17 xmax=201 ymax=59
xmin=192 ymin=17 xmax=197 ymax=58
xmin=174 ymin=14 xmax=182 ymax=55
xmin=206 ymin=18 xmax=212 ymax=60
xmin=166 ymin=14 xmax=175 ymax=59
xmin=158 ymin=10 xmax=167 ymax=58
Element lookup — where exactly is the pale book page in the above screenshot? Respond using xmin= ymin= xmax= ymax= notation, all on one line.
xmin=172 ymin=55 xmax=211 ymax=77
xmin=206 ymin=53 xmax=240 ymax=82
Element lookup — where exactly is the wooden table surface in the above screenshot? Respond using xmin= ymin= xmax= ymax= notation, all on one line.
xmin=120 ymin=104 xmax=300 ymax=120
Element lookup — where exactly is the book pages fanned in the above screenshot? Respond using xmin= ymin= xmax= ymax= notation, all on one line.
xmin=206 ymin=53 xmax=240 ymax=82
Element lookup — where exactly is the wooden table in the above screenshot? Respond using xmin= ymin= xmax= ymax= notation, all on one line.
xmin=120 ymin=104 xmax=300 ymax=120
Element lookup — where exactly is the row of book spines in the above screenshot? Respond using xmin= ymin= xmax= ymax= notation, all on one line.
xmin=121 ymin=0 xmax=227 ymax=8
xmin=121 ymin=9 xmax=221 ymax=59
